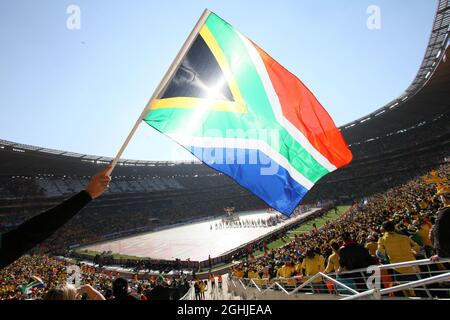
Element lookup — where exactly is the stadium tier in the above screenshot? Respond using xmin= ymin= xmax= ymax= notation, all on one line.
xmin=0 ymin=154 xmax=267 ymax=251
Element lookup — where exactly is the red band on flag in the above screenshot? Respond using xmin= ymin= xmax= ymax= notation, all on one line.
xmin=254 ymin=44 xmax=352 ymax=168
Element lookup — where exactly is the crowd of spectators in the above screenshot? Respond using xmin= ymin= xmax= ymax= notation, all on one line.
xmin=231 ymin=164 xmax=450 ymax=297
xmin=1 ymin=159 xmax=448 ymax=299
xmin=0 ymin=255 xmax=190 ymax=300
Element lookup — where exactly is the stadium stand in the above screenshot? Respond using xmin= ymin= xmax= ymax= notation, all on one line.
xmin=0 ymin=255 xmax=191 ymax=300
xmin=229 ymin=164 xmax=450 ymax=299
xmin=0 ymin=141 xmax=267 ymax=252
xmin=0 ymin=0 xmax=448 ymax=300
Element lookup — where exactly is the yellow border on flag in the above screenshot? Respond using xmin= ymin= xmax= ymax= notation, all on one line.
xmin=199 ymin=25 xmax=246 ymax=110
xmin=150 ymin=25 xmax=246 ymax=113
xmin=149 ymin=97 xmax=243 ymax=113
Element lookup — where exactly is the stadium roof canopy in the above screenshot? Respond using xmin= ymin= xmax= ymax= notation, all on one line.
xmin=0 ymin=138 xmax=201 ymax=167
xmin=340 ymin=0 xmax=450 ymax=145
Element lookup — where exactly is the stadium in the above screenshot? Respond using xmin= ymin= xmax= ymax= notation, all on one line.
xmin=0 ymin=0 xmax=449 ymax=302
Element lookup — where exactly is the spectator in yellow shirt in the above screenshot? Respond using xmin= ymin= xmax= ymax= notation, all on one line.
xmin=324 ymin=241 xmax=341 ymax=274
xmin=301 ymin=249 xmax=325 ymax=293
xmin=377 ymin=220 xmax=421 ymax=297
xmin=416 ymin=220 xmax=433 ymax=254
xmin=247 ymin=268 xmax=260 ymax=280
xmin=294 ymin=258 xmax=303 ymax=275
xmin=365 ymin=234 xmax=379 ymax=256
xmin=377 ymin=221 xmax=421 ymax=273
xmin=199 ymin=280 xmax=206 ymax=300
xmin=419 ymin=199 xmax=429 ymax=210
xmin=276 ymin=261 xmax=296 ymax=278
xmin=276 ymin=261 xmax=296 ymax=287
xmin=233 ymin=268 xmax=244 ymax=279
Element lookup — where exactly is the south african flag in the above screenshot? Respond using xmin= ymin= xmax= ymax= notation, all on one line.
xmin=144 ymin=10 xmax=352 ymax=216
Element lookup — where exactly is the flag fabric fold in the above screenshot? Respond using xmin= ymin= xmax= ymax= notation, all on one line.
xmin=144 ymin=11 xmax=352 ymax=216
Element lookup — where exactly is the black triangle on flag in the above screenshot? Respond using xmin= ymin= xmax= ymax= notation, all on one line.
xmin=160 ymin=34 xmax=234 ymax=102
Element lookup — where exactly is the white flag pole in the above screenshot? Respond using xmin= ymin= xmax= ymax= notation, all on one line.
xmin=107 ymin=9 xmax=212 ymax=175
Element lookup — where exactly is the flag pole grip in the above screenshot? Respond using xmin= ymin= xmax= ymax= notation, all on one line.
xmin=107 ymin=9 xmax=211 ymax=176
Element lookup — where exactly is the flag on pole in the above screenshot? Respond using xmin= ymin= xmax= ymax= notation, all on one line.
xmin=21 ymin=276 xmax=45 ymax=294
xmin=143 ymin=11 xmax=352 ymax=216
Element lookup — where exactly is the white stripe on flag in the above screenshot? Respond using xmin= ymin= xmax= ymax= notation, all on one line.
xmin=168 ymin=133 xmax=314 ymax=189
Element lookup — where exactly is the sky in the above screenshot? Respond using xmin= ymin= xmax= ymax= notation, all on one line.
xmin=0 ymin=0 xmax=437 ymax=161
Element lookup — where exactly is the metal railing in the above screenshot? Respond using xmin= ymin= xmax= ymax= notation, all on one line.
xmin=228 ymin=258 xmax=450 ymax=300
xmin=342 ymin=271 xmax=450 ymax=300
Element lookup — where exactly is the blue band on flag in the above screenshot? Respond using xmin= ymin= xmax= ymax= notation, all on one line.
xmin=187 ymin=146 xmax=308 ymax=216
